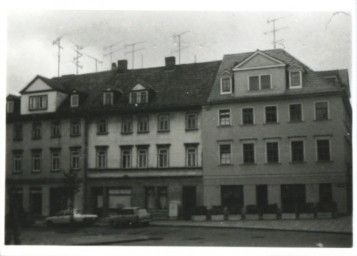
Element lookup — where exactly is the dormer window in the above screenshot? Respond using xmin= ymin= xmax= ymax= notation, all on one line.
xmin=130 ymin=91 xmax=148 ymax=104
xmin=71 ymin=94 xmax=79 ymax=108
xmin=289 ymin=71 xmax=302 ymax=88
xmin=249 ymin=75 xmax=271 ymax=91
xmin=7 ymin=101 xmax=14 ymax=113
xmin=103 ymin=92 xmax=113 ymax=106
xmin=29 ymin=95 xmax=48 ymax=111
xmin=220 ymin=77 xmax=232 ymax=94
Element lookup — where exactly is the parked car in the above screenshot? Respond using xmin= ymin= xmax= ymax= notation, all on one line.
xmin=45 ymin=209 xmax=98 ymax=227
xmin=109 ymin=207 xmax=151 ymax=227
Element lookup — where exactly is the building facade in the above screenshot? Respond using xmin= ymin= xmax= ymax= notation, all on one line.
xmin=202 ymin=49 xmax=352 ymax=214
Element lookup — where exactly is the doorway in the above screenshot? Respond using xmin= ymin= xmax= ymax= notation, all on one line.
xmin=256 ymin=185 xmax=268 ymax=208
xmin=281 ymin=184 xmax=306 ymax=212
xmin=182 ymin=186 xmax=196 ymax=220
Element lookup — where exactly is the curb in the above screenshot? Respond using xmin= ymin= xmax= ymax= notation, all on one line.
xmin=73 ymin=237 xmax=162 ymax=245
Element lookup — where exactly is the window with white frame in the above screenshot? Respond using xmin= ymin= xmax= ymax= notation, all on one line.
xmin=138 ymin=115 xmax=149 ymax=133
xmin=289 ymin=71 xmax=302 ymax=88
xmin=220 ymin=144 xmax=231 ymax=165
xmin=103 ymin=92 xmax=113 ymax=105
xmin=7 ymin=101 xmax=14 ymax=113
xmin=70 ymin=148 xmax=81 ymax=170
xmin=265 ymin=106 xmax=277 ymax=123
xmin=316 ymin=139 xmax=331 ymax=161
xmin=96 ymin=147 xmax=107 ymax=169
xmin=186 ymin=112 xmax=198 ymax=130
xmin=219 ymin=109 xmax=231 ymax=126
xmin=32 ymin=150 xmax=41 ymax=172
xmin=97 ymin=118 xmax=108 ymax=134
xmin=51 ymin=150 xmax=61 ymax=171
xmin=70 ymin=94 xmax=79 ymax=108
xmin=29 ymin=95 xmax=48 ymax=110
xmin=145 ymin=187 xmax=168 ymax=209
xmin=315 ymin=102 xmax=329 ymax=120
xmin=158 ymin=114 xmax=169 ymax=132
xmin=121 ymin=147 xmax=132 ymax=168
xmin=157 ymin=146 xmax=169 ymax=168
xmin=185 ymin=144 xmax=198 ymax=167
xmin=130 ymin=91 xmax=148 ymax=104
xmin=249 ymin=75 xmax=271 ymax=91
xmin=70 ymin=119 xmax=81 ymax=136
xmin=51 ymin=120 xmax=61 ymax=138
xmin=220 ymin=77 xmax=232 ymax=94
xmin=122 ymin=116 xmax=133 ymax=134
xmin=32 ymin=122 xmax=42 ymax=140
xmin=291 ymin=141 xmax=304 ymax=162
xmin=289 ymin=104 xmax=302 ymax=122
xmin=243 ymin=143 xmax=255 ymax=164
xmin=13 ymin=151 xmax=23 ymax=173
xmin=137 ymin=147 xmax=149 ymax=168
xmin=266 ymin=142 xmax=279 ymax=163
xmin=242 ymin=108 xmax=254 ymax=125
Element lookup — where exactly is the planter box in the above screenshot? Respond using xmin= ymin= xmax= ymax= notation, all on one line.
xmin=210 ymin=215 xmax=224 ymax=221
xmin=245 ymin=214 xmax=260 ymax=220
xmin=317 ymin=212 xmax=334 ymax=219
xmin=281 ymin=213 xmax=296 ymax=220
xmin=298 ymin=213 xmax=315 ymax=219
xmin=228 ymin=214 xmax=242 ymax=221
xmin=192 ymin=215 xmax=207 ymax=221
xmin=262 ymin=213 xmax=277 ymax=220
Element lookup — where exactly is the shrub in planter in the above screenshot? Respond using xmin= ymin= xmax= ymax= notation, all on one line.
xmin=296 ymin=203 xmax=316 ymax=219
xmin=261 ymin=204 xmax=280 ymax=220
xmin=316 ymin=201 xmax=337 ymax=218
xmin=245 ymin=205 xmax=260 ymax=220
xmin=227 ymin=205 xmax=243 ymax=221
xmin=281 ymin=204 xmax=297 ymax=220
xmin=209 ymin=206 xmax=224 ymax=221
xmin=191 ymin=206 xmax=207 ymax=221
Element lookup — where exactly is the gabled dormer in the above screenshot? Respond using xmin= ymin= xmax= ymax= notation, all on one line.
xmin=129 ymin=81 xmax=154 ymax=104
xmin=19 ymin=75 xmax=67 ymax=115
xmin=101 ymin=88 xmax=122 ymax=106
xmin=232 ymin=50 xmax=286 ymax=71
xmin=219 ymin=70 xmax=233 ymax=95
xmin=6 ymin=94 xmax=20 ymax=114
xmin=288 ymin=64 xmax=304 ymax=89
xmin=70 ymin=90 xmax=80 ymax=108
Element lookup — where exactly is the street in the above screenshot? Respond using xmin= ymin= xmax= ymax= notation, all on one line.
xmin=18 ymin=225 xmax=352 ymax=247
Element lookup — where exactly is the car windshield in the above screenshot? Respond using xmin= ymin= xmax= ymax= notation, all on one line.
xmin=138 ymin=209 xmax=148 ymax=214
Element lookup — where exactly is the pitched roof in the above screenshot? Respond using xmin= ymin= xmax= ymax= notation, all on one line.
xmin=20 ymin=75 xmax=67 ymax=94
xmin=208 ymin=49 xmax=342 ymax=102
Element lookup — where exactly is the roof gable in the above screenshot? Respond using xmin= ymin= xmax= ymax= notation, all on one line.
xmin=131 ymin=84 xmax=146 ymax=91
xmin=233 ymin=51 xmax=285 ymax=71
xmin=20 ymin=76 xmax=53 ymax=93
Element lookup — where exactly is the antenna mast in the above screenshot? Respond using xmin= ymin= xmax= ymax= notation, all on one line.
xmin=72 ymin=44 xmax=83 ymax=74
xmin=125 ymin=41 xmax=145 ymax=69
xmin=264 ymin=17 xmax=288 ymax=49
xmin=173 ymin=31 xmax=189 ymax=64
xmin=52 ymin=35 xmax=64 ymax=77
xmin=103 ymin=41 xmax=123 ymax=66
xmin=85 ymin=54 xmax=103 ymax=72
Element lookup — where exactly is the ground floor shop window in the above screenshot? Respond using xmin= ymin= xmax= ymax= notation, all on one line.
xmin=319 ymin=183 xmax=332 ymax=203
xmin=108 ymin=188 xmax=132 ymax=211
xmin=221 ymin=185 xmax=244 ymax=213
xmin=281 ymin=184 xmax=306 ymax=212
xmin=145 ymin=186 xmax=168 ymax=209
xmin=30 ymin=187 xmax=42 ymax=216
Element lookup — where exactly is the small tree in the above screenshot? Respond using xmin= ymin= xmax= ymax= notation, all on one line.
xmin=62 ymin=170 xmax=81 ymax=225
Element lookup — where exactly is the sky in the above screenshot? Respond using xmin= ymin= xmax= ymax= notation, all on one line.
xmin=6 ymin=10 xmax=352 ymax=95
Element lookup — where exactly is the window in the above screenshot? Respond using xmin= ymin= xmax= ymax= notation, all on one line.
xmin=13 ymin=123 xmax=22 ymax=140
xmin=185 ymin=144 xmax=198 ymax=167
xmin=70 ymin=148 xmax=81 ymax=170
xmin=103 ymin=92 xmax=113 ymax=105
xmin=317 ymin=139 xmax=330 ymax=161
xmin=220 ymin=144 xmax=231 ymax=165
xmin=13 ymin=151 xmax=23 ymax=173
xmin=157 ymin=146 xmax=169 ymax=168
xmin=220 ymin=77 xmax=232 ymax=94
xmin=51 ymin=121 xmax=61 ymax=138
xmin=249 ymin=75 xmax=271 ymax=91
xmin=29 ymin=95 xmax=48 ymax=110
xmin=290 ymin=71 xmax=302 ymax=88
xmin=219 ymin=109 xmax=231 ymax=126
xmin=71 ymin=94 xmax=79 ymax=107
xmin=186 ymin=112 xmax=198 ymax=130
xmin=265 ymin=106 xmax=277 ymax=123
xmin=70 ymin=119 xmax=81 ymax=136
xmin=243 ymin=143 xmax=255 ymax=164
xmin=51 ymin=150 xmax=61 ymax=171
xmin=145 ymin=187 xmax=168 ymax=209
xmin=122 ymin=116 xmax=133 ymax=134
xmin=32 ymin=150 xmax=41 ymax=172
xmin=137 ymin=147 xmax=149 ymax=168
xmin=32 ymin=122 xmax=42 ymax=140
xmin=289 ymin=104 xmax=302 ymax=122
xmin=130 ymin=91 xmax=148 ymax=104
xmin=291 ymin=141 xmax=304 ymax=162
xmin=97 ymin=118 xmax=108 ymax=134
xmin=158 ymin=114 xmax=169 ymax=132
xmin=242 ymin=108 xmax=254 ymax=125
xmin=7 ymin=101 xmax=14 ymax=113
xmin=315 ymin=102 xmax=329 ymax=120
xmin=138 ymin=115 xmax=149 ymax=133
xmin=121 ymin=147 xmax=132 ymax=168
xmin=96 ymin=147 xmax=107 ymax=169
xmin=266 ymin=142 xmax=279 ymax=163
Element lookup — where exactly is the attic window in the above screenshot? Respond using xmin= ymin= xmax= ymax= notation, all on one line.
xmin=29 ymin=95 xmax=48 ymax=111
xmin=103 ymin=92 xmax=113 ymax=106
xmin=220 ymin=77 xmax=232 ymax=95
xmin=130 ymin=91 xmax=148 ymax=104
xmin=289 ymin=71 xmax=302 ymax=88
xmin=71 ymin=94 xmax=79 ymax=108
xmin=7 ymin=101 xmax=14 ymax=113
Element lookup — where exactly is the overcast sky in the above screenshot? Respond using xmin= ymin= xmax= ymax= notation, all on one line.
xmin=6 ymin=10 xmax=351 ymax=95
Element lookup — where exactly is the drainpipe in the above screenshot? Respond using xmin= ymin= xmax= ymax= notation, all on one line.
xmin=83 ymin=113 xmax=89 ymax=212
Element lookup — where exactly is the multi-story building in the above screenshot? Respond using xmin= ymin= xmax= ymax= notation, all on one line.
xmin=6 ymin=57 xmax=221 ymax=219
xmin=202 ymin=49 xmax=351 ymax=214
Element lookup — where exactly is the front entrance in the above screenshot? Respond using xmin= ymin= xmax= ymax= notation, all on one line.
xmin=182 ymin=186 xmax=196 ymax=220
xmin=281 ymin=184 xmax=306 ymax=212
xmin=50 ymin=188 xmax=68 ymax=215
xmin=256 ymin=185 xmax=268 ymax=208
xmin=30 ymin=187 xmax=42 ymax=216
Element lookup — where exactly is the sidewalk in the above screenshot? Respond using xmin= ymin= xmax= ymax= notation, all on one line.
xmin=150 ymin=216 xmax=352 ymax=234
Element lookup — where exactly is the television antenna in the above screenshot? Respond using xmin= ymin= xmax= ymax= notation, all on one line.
xmin=52 ymin=35 xmax=65 ymax=77
xmin=264 ymin=16 xmax=289 ymax=49
xmin=172 ymin=31 xmax=190 ymax=64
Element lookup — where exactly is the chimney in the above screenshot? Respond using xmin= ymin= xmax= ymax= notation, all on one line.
xmin=111 ymin=62 xmax=117 ymax=70
xmin=165 ymin=56 xmax=176 ymax=70
xmin=118 ymin=60 xmax=128 ymax=73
